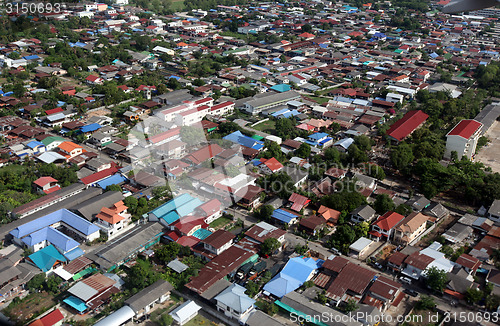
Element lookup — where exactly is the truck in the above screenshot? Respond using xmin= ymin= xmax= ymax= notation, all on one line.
xmin=248 ymin=261 xmax=267 ymax=281
xmin=236 ymin=262 xmax=254 ymax=281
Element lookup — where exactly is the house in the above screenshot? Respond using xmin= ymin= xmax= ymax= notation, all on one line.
xmin=234 ymin=185 xmax=265 ymax=209
xmin=272 ymin=208 xmax=300 ymax=225
xmin=259 ymin=157 xmax=284 ymax=174
xmin=393 ymin=212 xmax=429 ymax=245
xmin=368 ymin=211 xmax=405 ymax=241
xmin=325 ymin=262 xmax=376 ymax=306
xmin=324 ymin=167 xmax=347 ymax=180
xmin=406 ymin=195 xmax=431 ymax=212
xmin=26 ymin=245 xmax=66 ymax=274
xmin=349 ymin=237 xmax=373 ymax=259
xmin=445 ymin=119 xmax=483 ymax=160
xmin=488 ymin=199 xmax=500 ymax=223
xmin=263 ymin=257 xmax=323 ymax=298
xmin=148 ymin=194 xmax=203 ymax=226
xmin=386 ymin=110 xmax=429 ymax=142
xmin=201 ymin=230 xmax=235 ymax=256
xmin=288 ymin=193 xmax=310 ymax=212
xmin=124 ymin=279 xmax=173 ymax=318
xmin=298 ymin=216 xmax=326 ymax=236
xmin=64 ymin=273 xmax=120 ymax=314
xmin=215 ymin=284 xmax=255 ymax=321
xmin=283 ymin=166 xmax=308 ymax=188
xmin=57 ymin=141 xmax=84 ymax=161
xmin=169 ymin=300 xmax=202 ymax=325
xmin=455 ymin=253 xmax=481 ymax=275
xmin=244 ymin=222 xmax=286 ymax=247
xmin=85 ymin=74 xmax=103 ymax=85
xmin=94 ymin=201 xmax=132 ymax=239
xmin=317 ymin=205 xmax=341 ymax=226
xmin=363 ymin=276 xmax=401 ymax=312
xmin=33 ymin=176 xmax=60 ymax=195
xmin=89 ymin=132 xmax=112 ymax=146
xmin=28 ymin=309 xmax=64 ymax=326
xmin=196 ymin=199 xmax=222 ymax=224
xmin=243 ymin=91 xmax=301 ymax=115
xmin=351 ymin=205 xmax=377 ymax=224
xmin=387 ymin=251 xmax=408 ymax=273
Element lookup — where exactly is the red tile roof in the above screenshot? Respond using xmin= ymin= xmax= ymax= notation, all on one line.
xmin=33 ymin=309 xmax=64 ymax=326
xmin=33 ymin=176 xmax=58 ymax=187
xmin=447 ymin=119 xmax=482 ymax=139
xmin=80 ymin=166 xmax=119 ymax=185
xmin=186 ymin=144 xmax=224 ymax=165
xmin=386 ymin=110 xmax=429 ymax=141
xmin=326 ymin=263 xmax=376 ymax=298
xmin=289 ymin=192 xmax=310 ymax=212
xmin=261 ymin=157 xmax=283 ymax=172
xmin=455 ymin=253 xmax=481 ymax=272
xmin=372 ymin=211 xmax=405 ymax=232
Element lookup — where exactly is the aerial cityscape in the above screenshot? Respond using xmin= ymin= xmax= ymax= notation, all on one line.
xmin=0 ymin=0 xmax=499 ymax=325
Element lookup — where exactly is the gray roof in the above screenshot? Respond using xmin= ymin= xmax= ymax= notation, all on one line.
xmin=350 ymin=204 xmax=376 ymax=220
xmin=214 ymin=284 xmax=255 ymax=313
xmin=246 ymin=311 xmax=284 ymax=326
xmin=458 ymin=213 xmax=479 ymax=226
xmin=447 ymin=268 xmax=475 ymax=293
xmin=245 ymin=91 xmax=301 ymax=109
xmin=167 ymin=259 xmax=188 ymax=273
xmin=280 ymin=292 xmax=362 ymax=326
xmin=406 ymin=195 xmax=431 ymax=211
xmin=68 ymin=282 xmax=99 ymax=301
xmin=283 ymin=166 xmax=308 ymax=186
xmin=125 ymin=279 xmax=173 ymax=313
xmin=442 ymin=223 xmax=473 ymax=244
xmin=475 ymin=103 xmax=500 ymax=134
xmin=488 ymin=199 xmax=500 ymax=216
xmin=71 ymin=191 xmax=124 ymax=221
xmin=200 ymin=278 xmax=231 ymax=301
xmin=91 ymin=223 xmax=164 ymax=270
xmin=425 ymin=202 xmax=449 ymax=219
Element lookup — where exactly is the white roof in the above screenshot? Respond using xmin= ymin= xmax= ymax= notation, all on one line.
xmin=68 ymin=282 xmax=98 ymax=301
xmin=94 ymin=306 xmax=135 ymax=326
xmin=349 ymin=237 xmax=373 ymax=252
xmin=169 ymin=300 xmax=202 ymax=323
xmin=36 ymin=151 xmax=66 ymax=163
xmin=53 ymin=266 xmax=74 ymax=281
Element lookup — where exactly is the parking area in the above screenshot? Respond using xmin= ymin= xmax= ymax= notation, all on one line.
xmin=476 ymin=120 xmax=500 ymax=173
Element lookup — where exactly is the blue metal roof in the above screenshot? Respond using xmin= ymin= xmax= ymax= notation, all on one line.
xmin=10 ymin=209 xmax=100 ymax=238
xmin=270 ymin=84 xmax=291 ymax=93
xmin=80 ymin=123 xmax=101 ymax=133
xmin=308 ymin=132 xmax=328 ymax=141
xmin=272 ymin=209 xmax=298 ymax=224
xmin=22 ymin=227 xmax=79 ymax=252
xmin=28 ymin=245 xmax=67 ymax=272
xmin=223 ymin=131 xmax=264 ymax=150
xmin=23 ymin=55 xmax=39 ymax=60
xmin=64 ymin=247 xmax=85 ymax=261
xmin=192 ymin=228 xmax=212 ymax=240
xmin=97 ymin=174 xmax=127 ymax=189
xmin=26 ymin=140 xmax=44 ymax=149
xmin=63 ymin=296 xmax=87 ymax=312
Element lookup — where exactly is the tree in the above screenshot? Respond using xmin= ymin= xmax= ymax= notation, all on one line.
xmin=323 ymin=147 xmax=340 ymax=164
xmin=364 ymin=164 xmax=386 ymax=180
xmin=158 ymin=314 xmax=173 ymax=326
xmin=317 ymin=290 xmax=328 ymax=304
xmin=416 ymin=295 xmax=436 ymax=310
xmin=180 ymin=125 xmax=205 ymax=146
xmin=301 ymin=24 xmax=313 ymax=33
xmin=105 ymin=184 xmax=122 ymax=192
xmin=347 ymin=144 xmax=368 ymax=163
xmin=245 ymin=280 xmax=260 ymax=297
xmin=373 ymin=194 xmax=395 ymax=214
xmin=328 ymin=224 xmax=356 ymax=253
xmin=354 ymin=135 xmax=372 ymax=151
xmin=486 ymin=294 xmax=500 ymax=311
xmin=343 ymin=299 xmax=358 ymax=313
xmin=255 ymin=205 xmax=274 ymax=221
xmin=46 ymin=275 xmax=62 ymax=294
xmin=466 ymin=288 xmax=483 ymax=304
xmin=395 ymin=204 xmax=412 ymax=216
xmin=26 ymin=273 xmax=45 ymax=292
xmin=295 ymin=143 xmax=311 ymax=158
xmin=156 ymin=242 xmax=181 ymax=262
xmin=391 ymin=143 xmax=414 ymax=171
xmin=260 ymin=238 xmax=280 ymax=256
xmin=124 ymin=196 xmax=138 ymax=214
xmin=425 ymin=266 xmax=448 ymax=293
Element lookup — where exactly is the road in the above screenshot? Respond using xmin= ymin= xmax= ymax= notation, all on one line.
xmin=233 ymin=119 xmax=273 ymax=139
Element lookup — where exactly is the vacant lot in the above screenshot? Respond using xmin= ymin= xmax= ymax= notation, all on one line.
xmin=476 ymin=120 xmax=500 ymax=173
xmin=4 ymin=292 xmax=56 ymax=324
xmin=252 ymin=119 xmax=276 ymax=133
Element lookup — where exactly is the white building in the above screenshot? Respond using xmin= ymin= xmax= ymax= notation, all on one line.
xmin=94 ymin=201 xmax=132 ymax=239
xmin=444 ymin=119 xmax=483 ymax=160
xmin=169 ymin=300 xmax=202 ymax=325
xmin=215 ymin=284 xmax=255 ymax=321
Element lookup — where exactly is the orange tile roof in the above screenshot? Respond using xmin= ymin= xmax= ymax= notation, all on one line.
xmin=57 ymin=141 xmax=82 ymax=153
xmin=96 ymin=201 xmax=128 ymax=224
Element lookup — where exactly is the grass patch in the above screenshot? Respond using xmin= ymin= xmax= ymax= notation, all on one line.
xmin=209 ymin=216 xmax=233 ymax=229
xmin=308 ymin=96 xmax=331 ymax=104
xmin=252 ymin=119 xmax=276 ymax=133
xmin=170 ymin=0 xmax=184 ymax=11
xmin=184 ymin=314 xmax=216 ymax=326
xmin=3 ymin=292 xmax=56 ymax=324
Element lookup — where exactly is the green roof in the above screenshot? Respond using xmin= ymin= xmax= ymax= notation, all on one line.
xmin=41 ymin=136 xmax=65 ymax=146
xmin=28 ymin=245 xmax=67 ymax=272
xmin=251 ymin=135 xmax=264 ymax=141
xmin=72 ymin=267 xmax=97 ymax=281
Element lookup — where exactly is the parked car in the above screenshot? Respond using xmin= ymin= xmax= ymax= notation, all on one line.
xmin=404 ymin=289 xmax=419 ymax=297
xmin=400 ymin=276 xmax=413 ymax=284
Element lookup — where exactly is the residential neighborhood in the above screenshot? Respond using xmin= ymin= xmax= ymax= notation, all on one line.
xmin=0 ymin=0 xmax=499 ymax=326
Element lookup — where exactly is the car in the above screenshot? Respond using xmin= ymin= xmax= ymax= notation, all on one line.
xmin=373 ymin=262 xmax=383 ymax=270
xmin=400 ymin=276 xmax=413 ymax=284
xmin=404 ymin=289 xmax=419 ymax=297
xmin=330 ymin=248 xmax=342 ymax=256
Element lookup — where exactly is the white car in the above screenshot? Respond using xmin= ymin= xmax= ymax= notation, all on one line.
xmin=400 ymin=276 xmax=413 ymax=284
